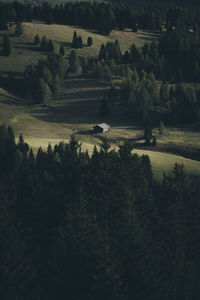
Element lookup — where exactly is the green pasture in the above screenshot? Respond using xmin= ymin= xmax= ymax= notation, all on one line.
xmin=0 ymin=22 xmax=160 ymax=74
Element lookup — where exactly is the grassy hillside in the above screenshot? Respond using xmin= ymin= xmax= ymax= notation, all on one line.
xmin=0 ymin=22 xmax=160 ymax=74
xmin=0 ymin=81 xmax=199 ymax=180
xmin=0 ymin=22 xmax=199 ymax=178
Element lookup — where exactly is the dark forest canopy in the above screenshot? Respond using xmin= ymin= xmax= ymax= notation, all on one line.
xmin=0 ymin=124 xmax=200 ymax=299
xmin=0 ymin=1 xmax=200 ymax=34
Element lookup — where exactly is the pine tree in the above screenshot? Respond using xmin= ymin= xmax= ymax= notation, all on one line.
xmin=48 ymin=39 xmax=54 ymax=52
xmin=34 ymin=34 xmax=40 ymax=45
xmin=104 ymin=64 xmax=112 ymax=81
xmin=87 ymin=36 xmax=93 ymax=47
xmin=72 ymin=30 xmax=78 ymax=48
xmin=52 ymin=74 xmax=61 ymax=95
xmin=160 ymin=81 xmax=170 ymax=105
xmin=36 ymin=78 xmax=51 ymax=103
xmin=158 ymin=121 xmax=165 ymax=135
xmin=40 ymin=36 xmax=48 ymax=52
xmin=77 ymin=35 xmax=83 ymax=48
xmin=59 ymin=45 xmax=65 ymax=56
xmin=2 ymin=33 xmax=11 ymax=56
xmin=99 ymin=44 xmax=107 ymax=60
xmin=69 ymin=50 xmax=80 ymax=73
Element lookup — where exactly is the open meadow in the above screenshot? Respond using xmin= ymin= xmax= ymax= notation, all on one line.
xmin=0 ymin=22 xmax=199 ymax=178
xmin=0 ymin=22 xmax=161 ymax=73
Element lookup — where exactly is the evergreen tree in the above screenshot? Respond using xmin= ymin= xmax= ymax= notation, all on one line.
xmin=144 ymin=126 xmax=152 ymax=145
xmin=48 ymin=39 xmax=54 ymax=52
xmin=81 ymin=57 xmax=89 ymax=73
xmin=69 ymin=50 xmax=80 ymax=73
xmin=87 ymin=36 xmax=93 ymax=47
xmin=2 ymin=33 xmax=11 ymax=56
xmin=77 ymin=35 xmax=83 ymax=48
xmin=158 ymin=120 xmax=165 ymax=135
xmin=36 ymin=78 xmax=51 ymax=103
xmin=52 ymin=74 xmax=61 ymax=95
xmin=59 ymin=45 xmax=65 ymax=56
xmin=104 ymin=64 xmax=112 ymax=81
xmin=34 ymin=34 xmax=40 ymax=45
xmin=72 ymin=30 xmax=78 ymax=48
xmin=47 ymin=53 xmax=65 ymax=79
xmin=160 ymin=81 xmax=170 ymax=105
xmin=40 ymin=36 xmax=48 ymax=52
xmin=99 ymin=44 xmax=107 ymax=60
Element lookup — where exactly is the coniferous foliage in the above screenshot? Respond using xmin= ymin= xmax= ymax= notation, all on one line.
xmin=48 ymin=39 xmax=54 ymax=52
xmin=24 ymin=53 xmax=66 ymax=101
xmin=59 ymin=45 xmax=65 ymax=56
xmin=87 ymin=36 xmax=93 ymax=47
xmin=40 ymin=35 xmax=48 ymax=52
xmin=34 ymin=34 xmax=40 ymax=45
xmin=2 ymin=33 xmax=11 ymax=56
xmin=0 ymin=125 xmax=199 ymax=300
xmin=72 ymin=30 xmax=78 ymax=48
xmin=69 ymin=50 xmax=80 ymax=73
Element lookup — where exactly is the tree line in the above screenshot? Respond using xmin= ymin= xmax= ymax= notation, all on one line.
xmin=120 ymin=68 xmax=200 ymax=125
xmin=1 ymin=1 xmax=200 ymax=35
xmin=0 ymin=124 xmax=200 ymax=300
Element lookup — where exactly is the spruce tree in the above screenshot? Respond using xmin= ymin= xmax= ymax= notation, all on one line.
xmin=36 ymin=78 xmax=51 ymax=103
xmin=87 ymin=36 xmax=93 ymax=47
xmin=72 ymin=30 xmax=78 ymax=48
xmin=40 ymin=36 xmax=48 ymax=52
xmin=3 ymin=33 xmax=11 ymax=56
xmin=52 ymin=74 xmax=61 ymax=95
xmin=77 ymin=35 xmax=83 ymax=48
xmin=34 ymin=34 xmax=40 ymax=45
xmin=59 ymin=45 xmax=65 ymax=56
xmin=48 ymin=39 xmax=54 ymax=52
xmin=69 ymin=50 xmax=80 ymax=73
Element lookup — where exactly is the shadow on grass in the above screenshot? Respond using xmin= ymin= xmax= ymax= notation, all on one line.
xmin=76 ymin=129 xmax=94 ymax=135
xmin=0 ymin=74 xmax=29 ymax=99
xmin=55 ymin=40 xmax=72 ymax=48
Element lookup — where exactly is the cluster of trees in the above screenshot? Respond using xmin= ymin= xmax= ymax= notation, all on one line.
xmin=121 ymin=68 xmax=159 ymax=122
xmin=120 ymin=68 xmax=200 ymax=124
xmin=72 ymin=30 xmax=83 ymax=49
xmin=24 ymin=53 xmax=66 ymax=103
xmin=1 ymin=1 xmax=200 ymax=35
xmin=72 ymin=31 xmax=93 ymax=49
xmin=39 ymin=36 xmax=55 ymax=52
xmin=99 ymin=40 xmax=121 ymax=62
xmin=0 ymin=124 xmax=200 ymax=299
xmin=121 ymin=23 xmax=200 ymax=83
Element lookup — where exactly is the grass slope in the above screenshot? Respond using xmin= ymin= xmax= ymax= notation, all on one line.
xmin=0 ymin=22 xmax=199 ymax=178
xmin=0 ymin=82 xmax=199 ymax=179
xmin=0 ymin=22 xmax=160 ymax=74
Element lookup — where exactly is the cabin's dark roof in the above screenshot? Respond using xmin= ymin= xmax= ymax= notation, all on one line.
xmin=96 ymin=123 xmax=110 ymax=129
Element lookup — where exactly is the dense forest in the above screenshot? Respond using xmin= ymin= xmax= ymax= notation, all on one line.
xmin=0 ymin=1 xmax=200 ymax=299
xmin=0 ymin=124 xmax=200 ymax=299
xmin=1 ymin=1 xmax=200 ymax=34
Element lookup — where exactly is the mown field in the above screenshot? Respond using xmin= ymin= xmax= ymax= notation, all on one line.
xmin=0 ymin=22 xmax=199 ymax=178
